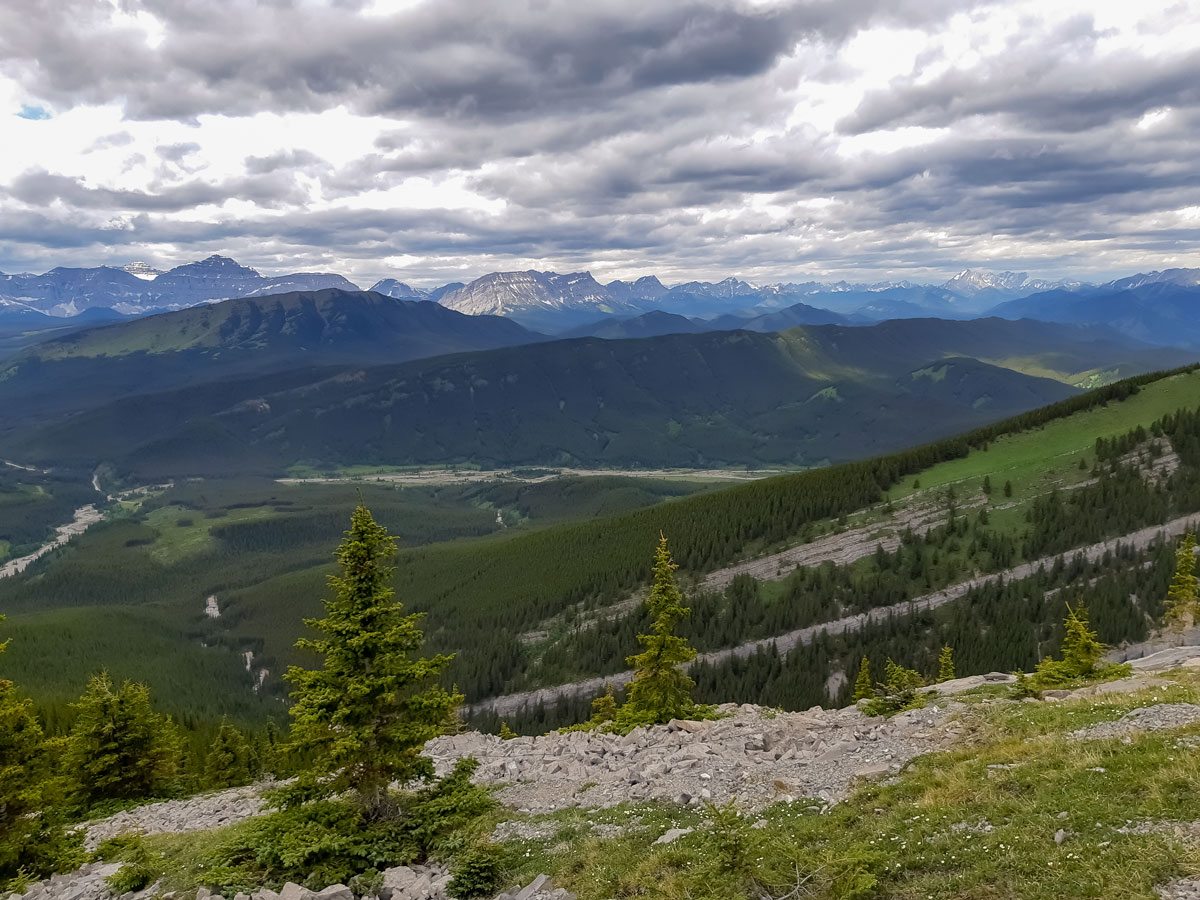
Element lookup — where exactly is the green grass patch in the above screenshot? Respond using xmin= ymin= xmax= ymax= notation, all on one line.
xmin=890 ymin=369 xmax=1200 ymax=504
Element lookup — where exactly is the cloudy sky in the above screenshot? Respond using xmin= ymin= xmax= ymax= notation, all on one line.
xmin=2 ymin=0 xmax=1198 ymax=287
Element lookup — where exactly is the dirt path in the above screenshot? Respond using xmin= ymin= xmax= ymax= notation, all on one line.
xmin=476 ymin=513 xmax=1200 ymax=716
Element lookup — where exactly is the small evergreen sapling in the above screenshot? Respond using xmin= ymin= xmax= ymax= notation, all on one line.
xmin=853 ymin=657 xmax=872 ymax=702
xmin=936 ymin=646 xmax=955 ymax=683
xmin=286 ymin=502 xmax=462 ymax=819
xmin=1165 ymin=533 xmax=1199 ymax=631
xmin=1060 ymin=603 xmax=1104 ymax=675
xmin=862 ymin=660 xmax=925 ymax=716
xmin=204 ymin=719 xmax=254 ymax=789
xmin=1033 ymin=602 xmax=1125 ymax=686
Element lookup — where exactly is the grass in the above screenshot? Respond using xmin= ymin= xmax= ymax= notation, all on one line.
xmin=889 ymin=368 xmax=1200 ymax=505
xmin=141 ymin=503 xmax=277 ymax=564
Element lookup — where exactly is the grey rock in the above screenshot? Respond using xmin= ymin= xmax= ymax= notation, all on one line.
xmin=314 ymin=886 xmax=353 ymax=900
xmin=652 ymin=827 xmax=694 ymax=846
xmin=515 ymin=875 xmax=551 ymax=900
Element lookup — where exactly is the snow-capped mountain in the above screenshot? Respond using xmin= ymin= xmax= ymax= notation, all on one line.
xmin=0 ymin=255 xmax=361 ymax=316
xmin=669 ymin=276 xmax=758 ymax=298
xmin=123 ymin=262 xmax=163 ymax=280
xmin=941 ymin=270 xmax=1062 ymax=297
xmin=605 ymin=275 xmax=669 ymax=303
xmin=0 ymin=266 xmax=157 ymax=316
xmin=1104 ymin=268 xmax=1200 ymax=291
xmin=243 ymin=273 xmax=360 ymax=297
xmin=368 ymin=278 xmax=428 ymax=300
xmin=438 ymin=271 xmax=613 ymax=317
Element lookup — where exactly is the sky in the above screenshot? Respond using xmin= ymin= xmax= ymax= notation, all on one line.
xmin=1 ymin=0 xmax=1199 ymax=288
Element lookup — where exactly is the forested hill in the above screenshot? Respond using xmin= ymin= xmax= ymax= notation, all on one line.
xmin=7 ymin=316 xmax=1191 ymax=477
xmin=0 ymin=289 xmax=542 ymax=432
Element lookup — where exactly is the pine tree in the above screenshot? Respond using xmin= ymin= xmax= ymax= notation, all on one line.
xmin=0 ymin=623 xmax=77 ymax=882
xmin=1003 ymin=480 xmax=1013 ymax=498
xmin=286 ymin=502 xmax=461 ymax=819
xmin=204 ymin=720 xmax=253 ymax=789
xmin=618 ymin=534 xmax=709 ymax=727
xmin=64 ymin=672 xmax=178 ymax=804
xmin=1165 ymin=533 xmax=1199 ymax=631
xmin=498 ymin=722 xmax=517 ymax=740
xmin=936 ymin=646 xmax=955 ymax=682
xmin=982 ymin=475 xmax=992 ymax=496
xmin=853 ymin=656 xmax=872 ymax=701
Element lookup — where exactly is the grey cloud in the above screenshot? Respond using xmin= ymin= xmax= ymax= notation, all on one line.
xmin=5 ymin=167 xmax=310 ymax=212
xmin=2 ymin=0 xmax=1198 ymax=286
xmin=0 ymin=0 xmax=840 ymax=122
xmin=840 ymin=21 xmax=1200 ymax=135
xmin=84 ymin=131 xmax=133 ymax=152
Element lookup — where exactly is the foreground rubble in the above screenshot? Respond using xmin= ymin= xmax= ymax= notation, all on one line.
xmin=429 ymin=699 xmax=971 ymax=811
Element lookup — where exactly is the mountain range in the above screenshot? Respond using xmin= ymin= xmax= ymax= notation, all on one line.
xmin=0 ymin=255 xmax=358 ymax=317
xmin=3 ymin=255 xmax=1199 ymax=344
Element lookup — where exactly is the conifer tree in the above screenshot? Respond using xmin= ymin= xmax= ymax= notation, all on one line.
xmin=64 ymin=672 xmax=178 ymax=804
xmin=853 ymin=656 xmax=872 ymax=701
xmin=204 ymin=720 xmax=253 ymax=789
xmin=589 ymin=684 xmax=618 ymax=724
xmin=618 ymin=534 xmax=708 ymax=727
xmin=287 ymin=502 xmax=461 ymax=819
xmin=1060 ymin=603 xmax=1105 ymax=676
xmin=1003 ymin=480 xmax=1013 ymax=498
xmin=0 ymin=623 xmax=76 ymax=882
xmin=936 ymin=646 xmax=955 ymax=682
xmin=1165 ymin=533 xmax=1199 ymax=631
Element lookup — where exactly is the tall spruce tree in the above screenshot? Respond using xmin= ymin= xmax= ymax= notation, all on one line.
xmin=1165 ymin=533 xmax=1199 ymax=631
xmin=0 ymin=623 xmax=77 ymax=883
xmin=287 ymin=502 xmax=461 ymax=819
xmin=618 ymin=534 xmax=709 ymax=727
xmin=64 ymin=672 xmax=179 ymax=804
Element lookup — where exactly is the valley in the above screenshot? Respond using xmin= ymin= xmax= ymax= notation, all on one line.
xmin=4 ymin=360 xmax=1198 ymax=737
